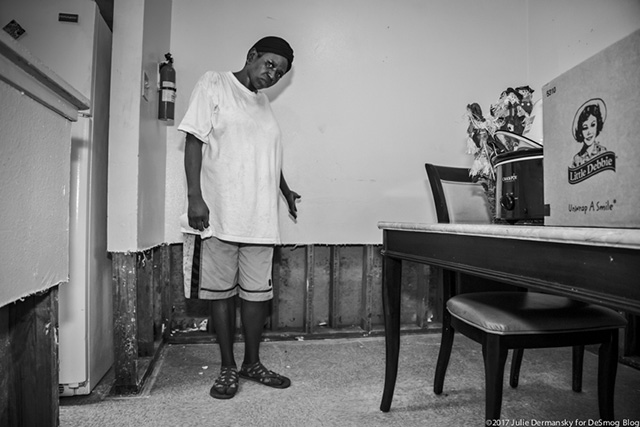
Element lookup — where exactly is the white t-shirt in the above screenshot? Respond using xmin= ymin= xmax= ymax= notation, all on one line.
xmin=178 ymin=71 xmax=283 ymax=244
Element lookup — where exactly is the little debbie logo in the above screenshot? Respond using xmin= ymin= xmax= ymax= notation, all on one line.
xmin=567 ymin=98 xmax=616 ymax=185
xmin=568 ymin=152 xmax=616 ymax=184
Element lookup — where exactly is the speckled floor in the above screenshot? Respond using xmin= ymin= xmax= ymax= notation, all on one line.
xmin=59 ymin=334 xmax=640 ymax=427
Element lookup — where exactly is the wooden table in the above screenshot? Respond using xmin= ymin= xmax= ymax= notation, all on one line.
xmin=377 ymin=222 xmax=640 ymax=412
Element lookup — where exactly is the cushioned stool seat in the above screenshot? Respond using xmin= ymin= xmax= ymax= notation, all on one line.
xmin=439 ymin=290 xmax=627 ymax=422
xmin=448 ymin=292 xmax=627 ymax=335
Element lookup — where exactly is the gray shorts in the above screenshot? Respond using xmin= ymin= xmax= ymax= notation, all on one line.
xmin=183 ymin=235 xmax=274 ymax=301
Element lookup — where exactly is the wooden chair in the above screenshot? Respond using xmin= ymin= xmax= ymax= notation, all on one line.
xmin=425 ymin=164 xmax=493 ymax=225
xmin=425 ymin=163 xmax=627 ymax=422
xmin=425 ymin=163 xmax=529 ymax=386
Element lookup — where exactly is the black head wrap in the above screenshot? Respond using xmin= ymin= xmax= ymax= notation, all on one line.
xmin=251 ymin=36 xmax=294 ymax=72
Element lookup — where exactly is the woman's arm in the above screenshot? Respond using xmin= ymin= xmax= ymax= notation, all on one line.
xmin=184 ymin=133 xmax=209 ymax=230
xmin=280 ymin=171 xmax=301 ymax=219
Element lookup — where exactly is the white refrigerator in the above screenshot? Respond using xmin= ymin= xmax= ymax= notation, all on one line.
xmin=0 ymin=0 xmax=113 ymax=395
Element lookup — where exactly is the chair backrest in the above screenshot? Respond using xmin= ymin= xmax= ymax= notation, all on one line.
xmin=425 ymin=163 xmax=492 ymax=224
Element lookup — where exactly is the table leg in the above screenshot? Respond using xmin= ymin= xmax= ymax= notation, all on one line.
xmin=598 ymin=330 xmax=618 ymax=420
xmin=434 ymin=268 xmax=456 ymax=394
xmin=380 ymin=254 xmax=402 ymax=412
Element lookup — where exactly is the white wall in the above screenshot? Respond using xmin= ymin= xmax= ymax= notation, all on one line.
xmin=107 ymin=0 xmax=172 ymax=252
xmin=526 ymin=0 xmax=640 ymax=93
xmin=143 ymin=0 xmax=637 ymax=247
xmin=107 ymin=0 xmax=144 ymax=251
xmin=165 ymin=0 xmax=531 ymax=244
xmin=137 ymin=0 xmax=172 ymax=249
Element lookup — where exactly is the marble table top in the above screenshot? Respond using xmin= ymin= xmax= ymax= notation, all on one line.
xmin=377 ymin=222 xmax=640 ymax=250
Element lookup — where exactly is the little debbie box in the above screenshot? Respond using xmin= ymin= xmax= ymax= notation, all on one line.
xmin=542 ymin=29 xmax=640 ymax=228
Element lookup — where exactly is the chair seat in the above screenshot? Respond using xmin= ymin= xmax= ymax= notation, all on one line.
xmin=447 ymin=292 xmax=627 ymax=335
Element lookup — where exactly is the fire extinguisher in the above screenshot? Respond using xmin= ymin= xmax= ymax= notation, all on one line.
xmin=158 ymin=53 xmax=176 ymax=121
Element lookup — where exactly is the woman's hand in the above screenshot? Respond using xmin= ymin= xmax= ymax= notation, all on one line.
xmin=284 ymin=190 xmax=301 ymax=219
xmin=188 ymin=196 xmax=210 ymax=231
xmin=280 ymin=171 xmax=301 ymax=219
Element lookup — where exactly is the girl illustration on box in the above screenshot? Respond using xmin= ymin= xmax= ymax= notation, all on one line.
xmin=571 ymin=98 xmax=607 ymax=167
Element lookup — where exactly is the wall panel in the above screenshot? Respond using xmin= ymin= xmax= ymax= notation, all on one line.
xmin=167 ymin=243 xmax=438 ymax=343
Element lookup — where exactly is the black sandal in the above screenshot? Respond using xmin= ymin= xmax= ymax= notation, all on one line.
xmin=239 ymin=361 xmax=291 ymax=389
xmin=209 ymin=366 xmax=239 ymax=399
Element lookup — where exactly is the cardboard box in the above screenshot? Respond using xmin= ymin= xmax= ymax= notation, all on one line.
xmin=542 ymin=29 xmax=640 ymax=228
